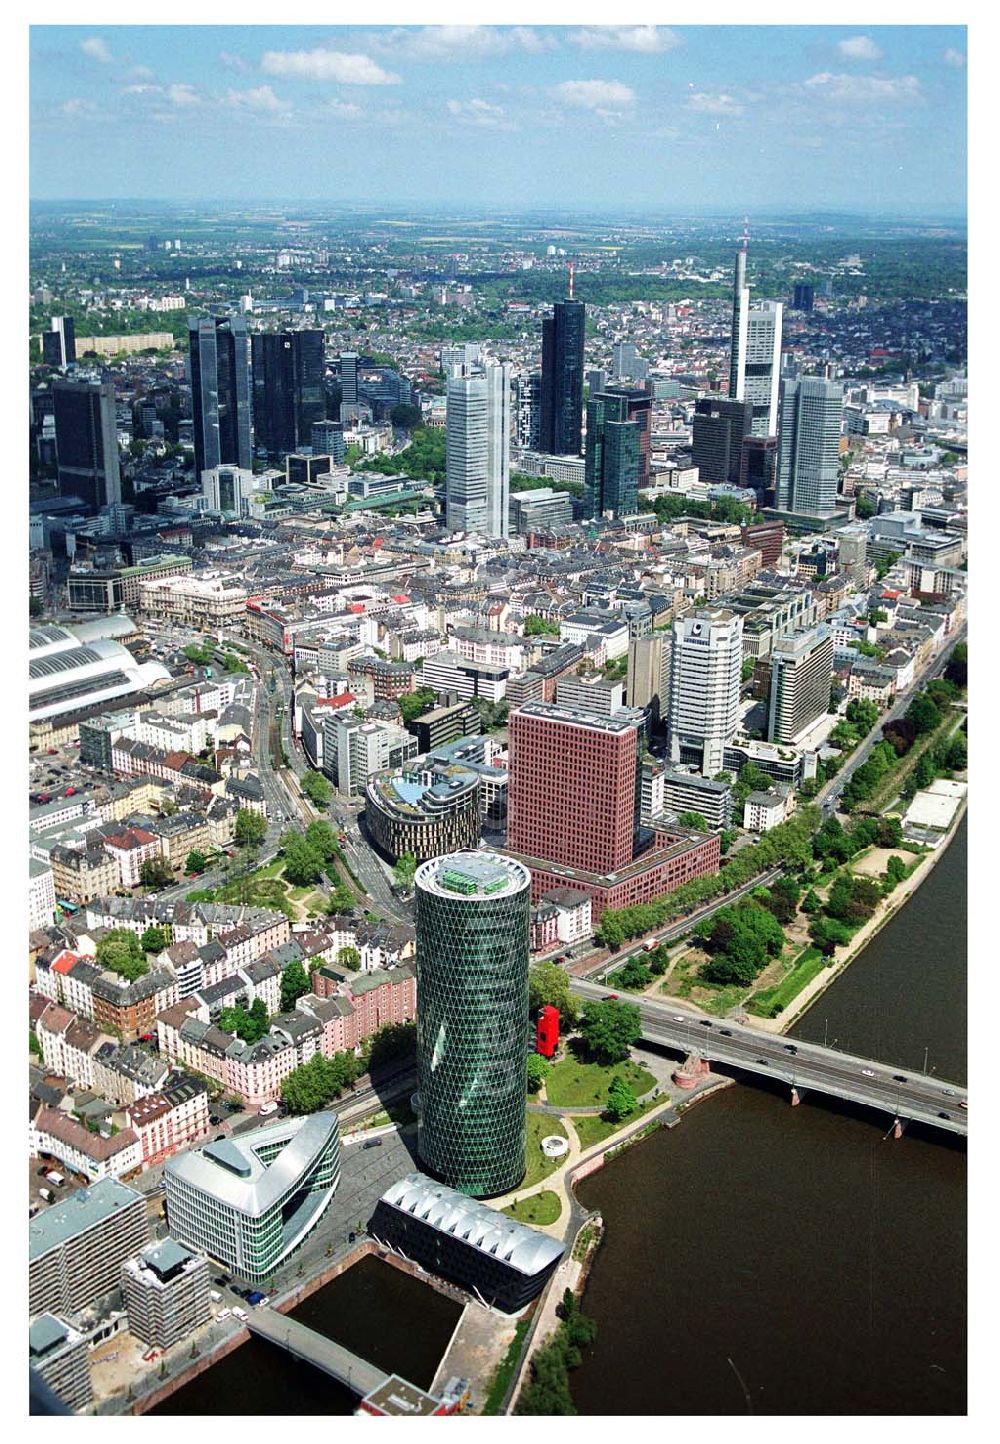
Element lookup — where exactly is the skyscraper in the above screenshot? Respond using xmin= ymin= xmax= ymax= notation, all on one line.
xmin=514 ymin=371 xmax=541 ymax=450
xmin=584 ymin=386 xmax=651 ymax=517
xmin=776 ymin=376 xmax=843 ymax=516
xmin=339 ymin=351 xmax=359 ymax=422
xmin=250 ymin=330 xmax=325 ymax=458
xmin=42 ymin=317 xmax=76 ymax=369
xmin=415 ymin=851 xmax=531 ymax=1198
xmin=188 ymin=315 xmax=253 ymax=478
xmin=51 ymin=379 xmax=121 ymax=512
xmin=792 ymin=283 xmax=815 ymax=313
xmin=627 ymin=633 xmax=672 ymax=723
xmin=611 ymin=341 xmax=647 ymax=383
xmin=539 ymin=299 xmax=585 ymax=456
xmin=728 ymin=243 xmax=782 ymax=438
xmin=507 ymin=701 xmax=645 ymax=875
xmin=666 ymin=609 xmax=744 ymax=777
xmin=445 ymin=362 xmax=510 ymax=538
xmin=767 ymin=625 xmax=834 ymax=744
xmin=743 ymin=302 xmax=783 ymax=437
xmin=692 ymin=397 xmax=753 ymax=486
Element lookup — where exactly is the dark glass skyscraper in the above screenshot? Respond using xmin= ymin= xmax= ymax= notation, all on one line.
xmin=189 ymin=315 xmax=253 ymax=477
xmin=415 ymin=851 xmax=530 ymax=1198
xmin=539 ymin=299 xmax=585 ymax=455
xmin=584 ymin=390 xmax=642 ymax=518
xmin=692 ymin=397 xmax=753 ymax=486
xmin=51 ymin=379 xmax=121 ymax=512
xmin=250 ymin=330 xmax=326 ymax=458
xmin=42 ymin=317 xmax=76 ymax=369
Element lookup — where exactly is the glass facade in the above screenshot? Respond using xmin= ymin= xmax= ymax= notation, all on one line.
xmin=415 ymin=852 xmax=531 ymax=1198
xmin=539 ymin=300 xmax=585 ymax=456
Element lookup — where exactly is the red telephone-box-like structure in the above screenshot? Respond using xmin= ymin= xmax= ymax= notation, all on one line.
xmin=536 ymin=1006 xmax=560 ymax=1058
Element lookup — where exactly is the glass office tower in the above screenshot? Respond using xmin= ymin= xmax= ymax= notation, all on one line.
xmin=415 ymin=851 xmax=531 ymax=1198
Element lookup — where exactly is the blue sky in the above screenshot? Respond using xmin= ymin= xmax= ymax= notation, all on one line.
xmin=29 ymin=24 xmax=967 ymax=213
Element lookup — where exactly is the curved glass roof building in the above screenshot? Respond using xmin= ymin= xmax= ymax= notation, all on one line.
xmin=415 ymin=851 xmax=531 ymax=1199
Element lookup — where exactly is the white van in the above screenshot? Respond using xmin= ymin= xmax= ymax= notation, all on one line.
xmin=258 ymin=1101 xmax=279 ymax=1117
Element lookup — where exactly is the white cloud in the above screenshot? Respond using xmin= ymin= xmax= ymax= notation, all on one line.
xmin=445 ymin=98 xmax=514 ymax=129
xmin=166 ymin=83 xmax=201 ymax=108
xmin=61 ymin=98 xmax=100 ymax=117
xmin=81 ymin=37 xmax=112 ymax=64
xmin=261 ymin=49 xmax=400 ymax=85
xmin=376 ymin=26 xmax=552 ymax=59
xmin=326 ymin=99 xmax=363 ymax=120
xmin=803 ymin=72 xmax=923 ymax=105
xmin=225 ymin=85 xmax=289 ymax=113
xmin=220 ymin=51 xmax=251 ymax=73
xmin=837 ymin=36 xmax=882 ymax=61
xmin=569 ymin=26 xmax=681 ymax=53
xmin=943 ymin=48 xmax=966 ymax=68
xmin=123 ymin=84 xmax=159 ymax=96
xmin=129 ymin=65 xmax=154 ymax=81
xmin=552 ymin=80 xmax=635 ymax=113
xmin=686 ymin=91 xmax=744 ymax=116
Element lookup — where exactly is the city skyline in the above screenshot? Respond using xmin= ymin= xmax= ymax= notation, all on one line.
xmin=29 ymin=23 xmax=967 ymax=213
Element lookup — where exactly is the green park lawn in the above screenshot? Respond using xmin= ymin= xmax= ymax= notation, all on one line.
xmin=544 ymin=1054 xmax=655 ymax=1110
xmin=571 ymin=1095 xmax=662 ymax=1151
xmin=522 ymin=1112 xmax=568 ymax=1190
xmin=502 ymin=1191 xmax=562 ymax=1227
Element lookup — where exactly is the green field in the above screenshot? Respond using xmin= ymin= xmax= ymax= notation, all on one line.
xmin=544 ymin=1056 xmax=654 ymax=1110
xmin=502 ymin=1191 xmax=562 ymax=1227
xmin=747 ymin=946 xmax=828 ymax=1018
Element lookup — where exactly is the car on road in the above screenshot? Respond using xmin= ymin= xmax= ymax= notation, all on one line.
xmin=672 ymin=1015 xmax=685 ymax=1023
xmin=959 ymin=1099 xmax=967 ymax=1110
xmin=699 ymin=1020 xmax=712 ymax=1028
xmin=246 ymin=1291 xmax=269 ymax=1306
xmin=216 ymin=1308 xmax=232 ymax=1321
xmin=362 ymin=1137 xmax=383 ymax=1150
xmin=892 ymin=1074 xmax=908 ymax=1083
xmin=938 ymin=1112 xmax=951 ymax=1120
xmin=861 ymin=1068 xmax=876 ymax=1078
xmin=756 ymin=1058 xmax=768 ymax=1065
xmin=719 ymin=1029 xmax=733 ymax=1037
xmin=942 ymin=1088 xmax=955 ymax=1096
xmin=232 ymin=1307 xmax=248 ymax=1321
xmin=602 ymin=993 xmax=619 ymax=1001
xmin=784 ymin=1044 xmax=798 ymax=1054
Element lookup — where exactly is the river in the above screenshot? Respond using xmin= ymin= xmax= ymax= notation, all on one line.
xmin=572 ymin=817 xmax=967 ymax=1415
xmin=150 ymin=1254 xmax=462 ymax=1416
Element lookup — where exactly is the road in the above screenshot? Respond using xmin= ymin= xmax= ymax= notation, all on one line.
xmin=569 ymin=978 xmax=968 ymax=1136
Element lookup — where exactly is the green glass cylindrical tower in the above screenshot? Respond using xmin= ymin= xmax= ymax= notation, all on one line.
xmin=415 ymin=851 xmax=531 ymax=1199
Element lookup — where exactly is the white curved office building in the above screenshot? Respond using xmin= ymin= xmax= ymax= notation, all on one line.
xmin=164 ymin=1113 xmax=340 ymax=1283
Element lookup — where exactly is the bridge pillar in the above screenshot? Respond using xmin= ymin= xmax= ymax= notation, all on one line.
xmin=892 ymin=1117 xmax=906 ymax=1140
xmin=790 ymin=1086 xmax=806 ymax=1106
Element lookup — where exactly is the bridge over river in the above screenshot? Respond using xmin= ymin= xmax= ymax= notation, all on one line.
xmin=569 ymin=979 xmax=968 ymax=1138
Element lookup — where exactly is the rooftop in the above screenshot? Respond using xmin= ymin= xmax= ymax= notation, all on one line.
xmin=415 ymin=850 xmax=529 ymax=901
xmin=28 ymin=1178 xmax=145 ymax=1260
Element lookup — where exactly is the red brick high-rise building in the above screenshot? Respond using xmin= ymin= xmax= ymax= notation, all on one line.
xmin=507 ymin=702 xmax=644 ymax=875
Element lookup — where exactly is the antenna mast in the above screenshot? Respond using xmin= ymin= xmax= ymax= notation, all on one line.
xmin=568 ymin=260 xmax=575 ymax=300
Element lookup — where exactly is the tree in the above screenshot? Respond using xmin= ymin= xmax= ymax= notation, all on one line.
xmin=29 ymin=595 xmax=43 ymax=618
xmin=801 ymin=888 xmax=822 ymax=915
xmin=808 ymin=915 xmax=854 ymax=955
xmin=944 ymin=643 xmax=967 ymax=690
xmin=905 ymin=693 xmax=942 ymax=737
xmin=185 ymin=849 xmax=208 ymax=874
xmin=398 ymin=687 xmax=436 ymax=725
xmin=578 ymin=999 xmax=641 ymax=1065
xmin=390 ymin=402 xmax=424 ymax=430
xmin=874 ymin=816 xmax=903 ymax=849
xmin=526 ymin=1053 xmax=550 ymax=1094
xmin=741 ymin=656 xmax=755 ymax=683
xmin=281 ymin=830 xmax=324 ymax=886
xmin=393 ymin=852 xmax=418 ymax=894
xmin=281 ymin=1051 xmax=360 ymax=1113
xmin=605 ymin=1075 xmax=638 ymax=1123
xmin=706 ymin=900 xmax=784 ymax=974
xmin=762 ymin=875 xmax=801 ymax=925
xmin=304 ymin=819 xmax=340 ymax=864
xmin=828 ymin=721 xmax=859 ymax=750
xmin=913 ymin=752 xmax=938 ymax=790
xmin=140 ymin=924 xmax=170 ymax=954
xmin=700 ymin=952 xmax=759 ymax=986
xmin=528 ymin=963 xmax=579 ymax=1027
xmin=846 ymin=698 xmax=879 ymax=733
xmin=524 ymin=614 xmax=560 ymax=637
xmin=337 ymin=946 xmax=361 ymax=971
xmin=676 ymin=811 xmax=708 ymax=831
xmin=882 ymin=718 xmax=916 ymax=757
xmin=616 ymin=956 xmax=653 ymax=991
xmin=96 ymin=928 xmax=149 ymax=982
xmin=882 ymin=854 xmax=908 ymax=893
xmin=327 ymin=882 xmax=355 ymax=915
xmin=219 ymin=999 xmax=269 ymax=1044
xmin=234 ymin=809 xmax=266 ymax=849
xmin=280 ymin=959 xmax=311 ymax=1012
xmin=940 ymin=732 xmax=967 ymax=772
xmin=140 ymin=857 xmax=173 ymax=889
xmin=364 ymin=1021 xmax=416 ymax=1072
xmin=300 ymin=770 xmax=332 ymax=808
